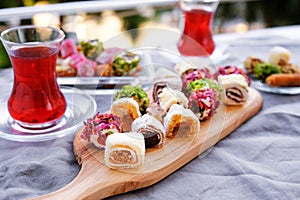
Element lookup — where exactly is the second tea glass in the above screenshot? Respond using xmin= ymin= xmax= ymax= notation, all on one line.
xmin=178 ymin=0 xmax=220 ymax=57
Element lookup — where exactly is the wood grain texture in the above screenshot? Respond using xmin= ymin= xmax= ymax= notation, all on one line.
xmin=33 ymin=88 xmax=263 ymax=200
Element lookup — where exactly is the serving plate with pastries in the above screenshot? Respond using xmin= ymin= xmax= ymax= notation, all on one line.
xmin=56 ymin=39 xmax=150 ymax=89
xmin=244 ymin=46 xmax=300 ymax=94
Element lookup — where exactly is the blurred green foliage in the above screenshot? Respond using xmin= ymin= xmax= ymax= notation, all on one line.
xmin=0 ymin=1 xmax=23 ymax=8
xmin=122 ymin=15 xmax=148 ymax=39
xmin=261 ymin=0 xmax=300 ymax=27
xmin=1 ymin=0 xmax=300 ymax=68
xmin=216 ymin=0 xmax=300 ymax=28
xmin=0 ymin=41 xmax=11 ymax=68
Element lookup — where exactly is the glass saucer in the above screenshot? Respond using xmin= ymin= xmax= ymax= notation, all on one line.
xmin=0 ymin=87 xmax=97 ymax=142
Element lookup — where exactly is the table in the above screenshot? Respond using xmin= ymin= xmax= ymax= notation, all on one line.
xmin=1 ymin=25 xmax=300 ymax=200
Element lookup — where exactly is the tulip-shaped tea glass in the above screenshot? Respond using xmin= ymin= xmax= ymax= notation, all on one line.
xmin=178 ymin=0 xmax=219 ymax=57
xmin=1 ymin=26 xmax=66 ymax=129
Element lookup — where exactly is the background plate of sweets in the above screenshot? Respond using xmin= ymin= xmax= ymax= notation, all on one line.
xmin=240 ymin=45 xmax=300 ymax=95
xmin=56 ymin=39 xmax=167 ymax=89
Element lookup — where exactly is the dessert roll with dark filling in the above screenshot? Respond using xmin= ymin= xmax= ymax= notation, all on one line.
xmin=152 ymin=79 xmax=183 ymax=103
xmin=218 ymin=74 xmax=249 ymax=106
xmin=152 ymin=82 xmax=168 ymax=103
xmin=146 ymin=102 xmax=166 ymax=124
xmin=132 ymin=114 xmax=166 ymax=148
xmin=149 ymin=86 xmax=188 ymax=124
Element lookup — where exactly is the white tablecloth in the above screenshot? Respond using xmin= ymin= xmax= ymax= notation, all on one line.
xmin=1 ymin=25 xmax=300 ymax=200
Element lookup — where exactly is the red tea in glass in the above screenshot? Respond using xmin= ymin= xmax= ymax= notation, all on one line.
xmin=1 ymin=26 xmax=66 ymax=129
xmin=178 ymin=0 xmax=219 ymax=57
xmin=9 ymin=46 xmax=66 ymax=125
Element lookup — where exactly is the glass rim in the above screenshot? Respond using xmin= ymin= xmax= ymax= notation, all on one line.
xmin=0 ymin=25 xmax=65 ymax=46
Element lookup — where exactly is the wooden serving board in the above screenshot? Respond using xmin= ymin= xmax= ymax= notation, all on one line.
xmin=33 ymin=88 xmax=262 ymax=200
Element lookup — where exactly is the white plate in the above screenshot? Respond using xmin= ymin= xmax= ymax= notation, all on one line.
xmin=0 ymin=87 xmax=97 ymax=142
xmin=250 ymin=79 xmax=300 ymax=95
xmin=243 ymin=67 xmax=300 ymax=95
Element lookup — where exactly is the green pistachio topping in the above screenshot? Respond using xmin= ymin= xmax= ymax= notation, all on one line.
xmin=114 ymin=85 xmax=149 ymax=113
xmin=254 ymin=63 xmax=282 ymax=82
xmin=80 ymin=40 xmax=104 ymax=60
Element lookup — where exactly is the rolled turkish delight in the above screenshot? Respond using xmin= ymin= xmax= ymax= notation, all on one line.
xmin=182 ymin=68 xmax=214 ymax=92
xmin=216 ymin=65 xmax=250 ymax=86
xmin=164 ymin=104 xmax=200 ymax=138
xmin=132 ymin=114 xmax=165 ymax=148
xmin=105 ymin=132 xmax=145 ymax=169
xmin=152 ymin=80 xmax=182 ymax=103
xmin=114 ymin=85 xmax=149 ymax=114
xmin=158 ymin=87 xmax=188 ymax=112
xmin=146 ymin=102 xmax=166 ymax=124
xmin=152 ymin=82 xmax=167 ymax=103
xmin=153 ymin=77 xmax=183 ymax=98
xmin=152 ymin=67 xmax=182 ymax=97
xmin=111 ymin=98 xmax=141 ymax=132
xmin=187 ymin=78 xmax=219 ymax=94
xmin=80 ymin=112 xmax=122 ymax=149
xmin=188 ymin=88 xmax=220 ymax=121
xmin=218 ymin=74 xmax=248 ymax=105
xmin=174 ymin=62 xmax=197 ymax=77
